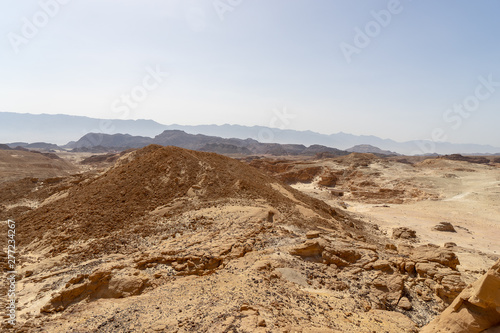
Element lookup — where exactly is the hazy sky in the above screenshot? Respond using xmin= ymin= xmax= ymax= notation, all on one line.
xmin=1 ymin=0 xmax=499 ymax=146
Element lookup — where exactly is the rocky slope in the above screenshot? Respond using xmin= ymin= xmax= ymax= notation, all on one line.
xmin=248 ymin=153 xmax=439 ymax=204
xmin=0 ymin=149 xmax=77 ymax=183
xmin=346 ymin=144 xmax=398 ymax=156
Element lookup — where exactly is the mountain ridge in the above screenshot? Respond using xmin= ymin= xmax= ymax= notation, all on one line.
xmin=1 ymin=112 xmax=499 ymax=155
xmin=68 ymin=130 xmax=350 ymax=157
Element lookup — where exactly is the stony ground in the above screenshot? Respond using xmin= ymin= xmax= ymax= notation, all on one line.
xmin=1 ymin=147 xmax=499 ymax=332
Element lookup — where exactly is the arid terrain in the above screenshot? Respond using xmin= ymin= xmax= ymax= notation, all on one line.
xmin=251 ymin=154 xmax=500 ymax=284
xmin=1 ymin=146 xmax=499 ymax=332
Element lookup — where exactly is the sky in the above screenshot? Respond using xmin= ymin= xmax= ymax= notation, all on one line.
xmin=1 ymin=0 xmax=499 ymax=146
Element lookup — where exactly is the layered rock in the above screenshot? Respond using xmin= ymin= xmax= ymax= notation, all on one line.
xmin=421 ymin=259 xmax=500 ymax=333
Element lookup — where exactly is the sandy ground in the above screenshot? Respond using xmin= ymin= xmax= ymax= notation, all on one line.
xmin=292 ymin=160 xmax=500 ymax=284
xmin=3 ymin=149 xmax=499 ymax=331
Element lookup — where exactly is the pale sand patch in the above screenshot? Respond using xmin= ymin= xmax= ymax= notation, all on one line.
xmin=291 ymin=159 xmax=500 ymax=279
xmin=345 ymin=164 xmax=500 ymax=277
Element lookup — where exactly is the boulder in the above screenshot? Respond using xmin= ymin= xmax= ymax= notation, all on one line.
xmin=370 ymin=274 xmax=404 ymax=308
xmin=433 ymin=222 xmax=456 ymax=232
xmin=393 ymin=227 xmax=417 ymax=239
xmin=411 ymin=245 xmax=460 ymax=270
xmin=330 ymin=189 xmax=344 ymax=197
xmin=371 ymin=260 xmax=393 ymax=272
xmin=398 ymin=297 xmax=412 ymax=310
xmin=107 ymin=274 xmax=147 ymax=298
xmin=404 ymin=261 xmax=416 ymax=275
xmin=289 ymin=239 xmax=324 ymax=258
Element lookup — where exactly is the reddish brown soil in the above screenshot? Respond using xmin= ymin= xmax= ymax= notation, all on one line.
xmin=18 ymin=145 xmax=338 ymax=260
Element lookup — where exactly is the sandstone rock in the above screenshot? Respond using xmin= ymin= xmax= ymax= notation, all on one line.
xmin=433 ymin=222 xmax=456 ymax=232
xmin=41 ymin=283 xmax=90 ymax=313
xmin=330 ymin=189 xmax=344 ymax=197
xmin=318 ymin=174 xmax=338 ymax=187
xmin=405 ymin=261 xmax=416 ymax=275
xmin=398 ymin=296 xmax=412 ymax=310
xmin=421 ymin=259 xmax=500 ymax=333
xmin=413 ymin=257 xmax=466 ymax=304
xmin=436 ymin=273 xmax=466 ymax=303
xmin=289 ymin=239 xmax=361 ymax=267
xmin=326 ymin=280 xmax=349 ymax=291
xmin=385 ymin=243 xmax=397 ymax=251
xmin=415 ymin=262 xmax=440 ymax=278
xmin=411 ymin=245 xmax=460 ymax=270
xmin=482 ymin=325 xmax=500 ymax=332
xmin=41 ymin=270 xmax=148 ymax=313
xmin=306 ymin=231 xmax=320 ymax=239
xmin=65 ymin=274 xmax=88 ymax=287
xmin=366 ymin=310 xmax=419 ymax=332
xmin=252 ymin=260 xmax=272 ymax=271
xmin=289 ymin=239 xmax=324 ymax=258
xmin=107 ymin=274 xmax=147 ymax=298
xmin=322 ymin=251 xmax=350 ymax=267
xmin=392 ymin=227 xmax=416 ymax=239
xmin=372 ymin=260 xmax=393 ymax=272
xmin=327 ymin=247 xmax=362 ymax=264
xmin=370 ymin=274 xmax=404 ymax=307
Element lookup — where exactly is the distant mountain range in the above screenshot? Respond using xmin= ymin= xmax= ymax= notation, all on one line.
xmin=66 ymin=131 xmax=350 ymax=157
xmin=6 ymin=142 xmax=61 ymax=151
xmin=1 ymin=112 xmax=499 ymax=155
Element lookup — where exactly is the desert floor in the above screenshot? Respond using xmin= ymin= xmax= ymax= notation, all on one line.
xmin=292 ymin=158 xmax=500 ymax=285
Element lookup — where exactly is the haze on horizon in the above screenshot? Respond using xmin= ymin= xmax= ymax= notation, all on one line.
xmin=1 ymin=0 xmax=499 ymax=147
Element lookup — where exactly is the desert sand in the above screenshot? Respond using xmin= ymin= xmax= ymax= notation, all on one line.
xmin=288 ymin=157 xmax=500 ymax=284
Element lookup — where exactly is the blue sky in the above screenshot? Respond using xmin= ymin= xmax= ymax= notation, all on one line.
xmin=1 ymin=0 xmax=499 ymax=146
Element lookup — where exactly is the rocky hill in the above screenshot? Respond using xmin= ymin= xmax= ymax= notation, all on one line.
xmin=440 ymin=154 xmax=491 ymax=164
xmin=0 ymin=149 xmax=76 ymax=183
xmin=347 ymin=144 xmax=399 ymax=156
